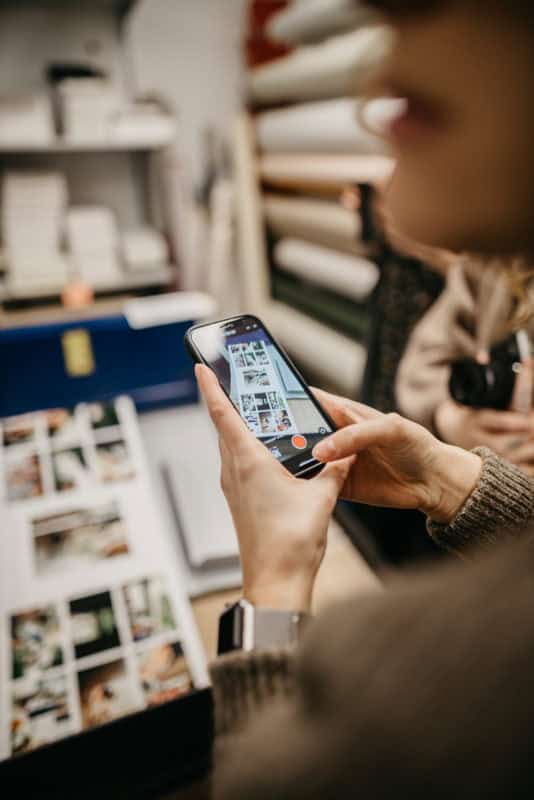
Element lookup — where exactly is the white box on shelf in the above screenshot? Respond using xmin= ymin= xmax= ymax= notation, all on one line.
xmin=109 ymin=105 xmax=176 ymax=147
xmin=66 ymin=206 xmax=122 ymax=284
xmin=0 ymin=94 xmax=54 ymax=146
xmin=58 ymin=79 xmax=122 ymax=143
xmin=122 ymin=227 xmax=169 ymax=272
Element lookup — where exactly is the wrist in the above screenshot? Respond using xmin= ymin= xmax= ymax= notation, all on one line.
xmin=243 ymin=574 xmax=314 ymax=613
xmin=422 ymin=444 xmax=482 ymax=524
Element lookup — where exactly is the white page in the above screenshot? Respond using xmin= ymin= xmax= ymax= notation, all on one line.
xmin=0 ymin=397 xmax=208 ymax=762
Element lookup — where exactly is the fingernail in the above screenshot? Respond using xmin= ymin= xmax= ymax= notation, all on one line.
xmin=313 ymin=439 xmax=336 ymax=461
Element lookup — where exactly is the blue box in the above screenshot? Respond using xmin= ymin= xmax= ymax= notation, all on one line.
xmin=0 ymin=294 xmax=214 ymax=416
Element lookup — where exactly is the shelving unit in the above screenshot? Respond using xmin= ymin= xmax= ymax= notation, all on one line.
xmin=0 ymin=0 xmax=179 ymax=312
xmin=234 ymin=1 xmax=392 ymax=396
xmin=0 ymin=135 xmax=176 ymax=154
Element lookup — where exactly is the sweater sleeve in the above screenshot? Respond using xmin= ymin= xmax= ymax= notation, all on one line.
xmin=211 ymin=538 xmax=534 ymax=799
xmin=428 ymin=447 xmax=534 ymax=553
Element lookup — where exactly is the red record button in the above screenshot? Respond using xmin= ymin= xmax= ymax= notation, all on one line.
xmin=291 ymin=434 xmax=307 ymax=450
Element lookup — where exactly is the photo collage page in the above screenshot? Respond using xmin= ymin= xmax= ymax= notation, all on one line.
xmin=7 ymin=574 xmax=193 ymax=757
xmin=229 ymin=340 xmax=299 ymax=443
xmin=0 ymin=400 xmax=136 ymax=506
xmin=0 ymin=397 xmax=208 ymax=762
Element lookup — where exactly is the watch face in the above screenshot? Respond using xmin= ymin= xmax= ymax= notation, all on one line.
xmin=217 ymin=603 xmax=243 ymax=655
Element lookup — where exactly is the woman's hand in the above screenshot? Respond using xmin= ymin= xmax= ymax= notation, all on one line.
xmin=196 ymin=365 xmax=354 ymax=612
xmin=311 ymin=389 xmax=482 ymax=524
xmin=435 ymin=398 xmax=531 ymax=454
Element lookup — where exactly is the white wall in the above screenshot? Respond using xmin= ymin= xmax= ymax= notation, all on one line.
xmin=128 ymin=0 xmax=247 ymax=186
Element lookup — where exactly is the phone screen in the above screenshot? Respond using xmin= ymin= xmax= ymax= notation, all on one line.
xmin=190 ymin=316 xmax=334 ymax=474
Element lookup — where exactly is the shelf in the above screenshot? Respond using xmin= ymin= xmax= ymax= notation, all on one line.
xmin=0 ymin=134 xmax=175 ymax=155
xmin=5 ymin=1 xmax=137 ymax=23
xmin=262 ymin=300 xmax=366 ymax=396
xmin=0 ymin=264 xmax=175 ymax=303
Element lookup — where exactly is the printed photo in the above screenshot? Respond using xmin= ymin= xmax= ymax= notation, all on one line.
xmin=11 ymin=605 xmax=64 ymax=680
xmin=89 ymin=403 xmax=120 ymax=431
xmin=123 ymin=575 xmax=176 ymax=642
xmin=2 ymin=413 xmax=37 ymax=448
xmin=256 ymin=350 xmax=270 ymax=366
xmin=69 ymin=591 xmax=120 ymax=660
xmin=274 ymin=409 xmax=292 ymax=432
xmin=47 ymin=409 xmax=78 ymax=441
xmin=95 ymin=440 xmax=135 ymax=483
xmin=33 ymin=503 xmax=129 ymax=577
xmin=240 ymin=394 xmax=256 ymax=415
xmin=245 ymin=414 xmax=260 ymax=434
xmin=11 ymin=675 xmax=73 ymax=755
xmin=254 ymin=393 xmax=270 ymax=412
xmin=52 ymin=448 xmax=91 ymax=492
xmin=5 ymin=453 xmax=43 ymax=502
xmin=137 ymin=641 xmax=193 ymax=707
xmin=78 ymin=659 xmax=138 ymax=730
xmin=267 ymin=392 xmax=282 ymax=410
xmin=259 ymin=411 xmax=276 ymax=435
xmin=243 ymin=370 xmax=270 ymax=389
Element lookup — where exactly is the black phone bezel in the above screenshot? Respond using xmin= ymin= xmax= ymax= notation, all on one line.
xmin=185 ymin=314 xmax=337 ymax=479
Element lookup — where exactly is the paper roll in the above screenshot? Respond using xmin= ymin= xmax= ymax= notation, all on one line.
xmin=248 ymin=27 xmax=391 ymax=105
xmin=256 ymin=98 xmax=384 ymax=155
xmin=259 ymin=153 xmax=394 ymax=194
xmin=273 ymin=237 xmax=379 ymax=302
xmin=267 ymin=0 xmax=374 ymax=45
xmin=264 ymin=301 xmax=367 ymax=396
xmin=264 ymin=193 xmax=364 ymax=255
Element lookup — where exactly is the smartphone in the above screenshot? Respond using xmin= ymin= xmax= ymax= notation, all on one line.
xmin=185 ymin=314 xmax=336 ymax=478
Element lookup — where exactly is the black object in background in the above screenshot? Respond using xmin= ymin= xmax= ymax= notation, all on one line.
xmin=449 ymin=335 xmax=520 ymax=411
xmin=0 ymin=688 xmax=213 ymax=800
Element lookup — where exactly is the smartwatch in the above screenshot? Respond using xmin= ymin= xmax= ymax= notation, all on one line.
xmin=218 ymin=598 xmax=310 ymax=655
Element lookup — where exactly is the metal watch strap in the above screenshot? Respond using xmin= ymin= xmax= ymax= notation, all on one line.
xmin=218 ymin=599 xmax=310 ymax=655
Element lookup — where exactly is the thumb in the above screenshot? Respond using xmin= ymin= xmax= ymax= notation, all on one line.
xmin=313 ymin=456 xmax=355 ymax=500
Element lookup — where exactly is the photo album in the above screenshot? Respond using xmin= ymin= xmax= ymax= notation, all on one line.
xmin=0 ymin=397 xmax=208 ymax=761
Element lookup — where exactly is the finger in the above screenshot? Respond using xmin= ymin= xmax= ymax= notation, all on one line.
xmin=506 ymin=440 xmax=534 ymax=464
xmin=477 ymin=409 xmax=532 ymax=433
xmin=450 ymin=324 xmax=478 ymax=359
xmin=310 ymin=387 xmax=381 ymax=422
xmin=195 ymin=364 xmax=254 ymax=450
xmin=313 ymin=415 xmax=408 ymax=462
xmin=313 ymin=456 xmax=355 ymax=500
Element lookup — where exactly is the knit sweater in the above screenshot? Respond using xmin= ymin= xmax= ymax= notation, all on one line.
xmin=210 ymin=449 xmax=534 ymax=799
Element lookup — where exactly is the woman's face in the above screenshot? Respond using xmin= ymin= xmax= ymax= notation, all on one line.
xmin=377 ymin=5 xmax=534 ymax=255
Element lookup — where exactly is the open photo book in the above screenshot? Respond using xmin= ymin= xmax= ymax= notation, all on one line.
xmin=0 ymin=396 xmax=209 ymax=761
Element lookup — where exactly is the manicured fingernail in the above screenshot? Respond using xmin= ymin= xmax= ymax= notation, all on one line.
xmin=313 ymin=439 xmax=336 ymax=460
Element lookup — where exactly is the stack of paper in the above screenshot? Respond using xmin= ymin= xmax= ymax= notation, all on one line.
xmin=66 ymin=206 xmax=122 ymax=286
xmin=0 ymin=95 xmax=54 ymax=146
xmin=58 ymin=79 xmax=121 ymax=143
xmin=121 ymin=227 xmax=169 ymax=273
xmin=2 ymin=172 xmax=70 ymax=293
xmin=109 ymin=102 xmax=176 ymax=146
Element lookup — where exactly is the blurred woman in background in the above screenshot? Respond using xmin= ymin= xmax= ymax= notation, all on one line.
xmin=197 ymin=2 xmax=534 ymax=797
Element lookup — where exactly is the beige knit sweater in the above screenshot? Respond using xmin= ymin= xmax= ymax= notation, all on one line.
xmin=210 ymin=448 xmax=534 ymax=798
